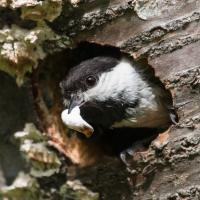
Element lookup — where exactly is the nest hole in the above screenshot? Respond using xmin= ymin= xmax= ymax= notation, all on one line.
xmin=36 ymin=42 xmax=176 ymax=165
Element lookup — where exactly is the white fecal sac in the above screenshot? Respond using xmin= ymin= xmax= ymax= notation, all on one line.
xmin=61 ymin=106 xmax=94 ymax=137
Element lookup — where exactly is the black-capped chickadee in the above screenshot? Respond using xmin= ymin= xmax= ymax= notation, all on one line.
xmin=60 ymin=56 xmax=177 ymax=139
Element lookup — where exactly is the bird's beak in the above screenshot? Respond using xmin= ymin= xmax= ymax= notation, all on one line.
xmin=68 ymin=95 xmax=84 ymax=114
xmin=61 ymin=95 xmax=94 ymax=137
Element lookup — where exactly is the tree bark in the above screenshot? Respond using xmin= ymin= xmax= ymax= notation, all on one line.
xmin=0 ymin=1 xmax=200 ymax=199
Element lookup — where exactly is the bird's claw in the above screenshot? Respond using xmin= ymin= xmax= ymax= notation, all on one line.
xmin=120 ymin=135 xmax=157 ymax=167
xmin=120 ymin=148 xmax=134 ymax=166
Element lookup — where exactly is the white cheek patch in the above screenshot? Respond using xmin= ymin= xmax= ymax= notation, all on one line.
xmin=61 ymin=106 xmax=94 ymax=138
xmin=82 ymin=60 xmax=141 ymax=103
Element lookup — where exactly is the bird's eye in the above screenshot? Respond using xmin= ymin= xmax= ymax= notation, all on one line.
xmin=85 ymin=75 xmax=97 ymax=87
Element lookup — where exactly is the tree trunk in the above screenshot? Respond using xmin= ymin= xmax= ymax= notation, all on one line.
xmin=0 ymin=1 xmax=200 ymax=199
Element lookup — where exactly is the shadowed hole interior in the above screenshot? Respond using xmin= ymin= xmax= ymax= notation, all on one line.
xmin=36 ymin=41 xmax=176 ymax=163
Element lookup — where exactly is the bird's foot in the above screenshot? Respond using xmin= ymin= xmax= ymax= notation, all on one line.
xmin=120 ymin=135 xmax=157 ymax=167
xmin=120 ymin=148 xmax=134 ymax=167
xmin=120 ymin=142 xmax=145 ymax=167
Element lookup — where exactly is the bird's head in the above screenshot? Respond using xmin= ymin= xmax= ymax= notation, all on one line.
xmin=60 ymin=56 xmax=141 ymax=135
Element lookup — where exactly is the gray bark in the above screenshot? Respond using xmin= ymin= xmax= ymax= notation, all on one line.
xmin=0 ymin=1 xmax=200 ymax=199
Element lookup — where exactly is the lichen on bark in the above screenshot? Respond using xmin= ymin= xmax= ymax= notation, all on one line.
xmin=0 ymin=0 xmax=200 ymax=199
xmin=0 ymin=0 xmax=71 ymax=85
xmin=1 ymin=0 xmax=62 ymax=22
xmin=1 ymin=173 xmax=99 ymax=200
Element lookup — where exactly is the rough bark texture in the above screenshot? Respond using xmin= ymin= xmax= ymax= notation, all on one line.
xmin=0 ymin=0 xmax=200 ymax=200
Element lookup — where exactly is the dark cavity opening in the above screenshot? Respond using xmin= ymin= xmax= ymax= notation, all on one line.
xmin=38 ymin=42 xmax=177 ymax=160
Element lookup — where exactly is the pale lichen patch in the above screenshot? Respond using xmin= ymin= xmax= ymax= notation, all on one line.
xmin=0 ymin=22 xmax=69 ymax=85
xmin=65 ymin=180 xmax=99 ymax=200
xmin=0 ymin=0 xmax=62 ymax=22
xmin=1 ymin=172 xmax=39 ymax=199
xmin=21 ymin=140 xmax=62 ymax=177
xmin=1 ymin=172 xmax=100 ymax=200
xmin=20 ymin=0 xmax=63 ymax=22
xmin=15 ymin=123 xmax=62 ymax=177
xmin=0 ymin=1 xmax=64 ymax=82
xmin=0 ymin=0 xmax=7 ymax=7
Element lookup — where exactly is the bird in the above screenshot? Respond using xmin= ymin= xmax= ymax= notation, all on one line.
xmin=60 ymin=56 xmax=177 ymax=162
